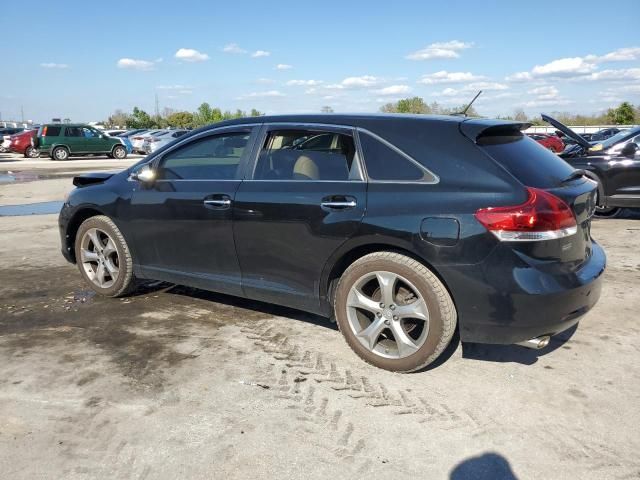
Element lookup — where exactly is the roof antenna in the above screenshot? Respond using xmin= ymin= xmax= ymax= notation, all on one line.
xmin=454 ymin=90 xmax=482 ymax=117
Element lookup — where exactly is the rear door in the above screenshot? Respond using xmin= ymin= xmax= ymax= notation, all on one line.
xmin=233 ymin=124 xmax=366 ymax=312
xmin=126 ymin=126 xmax=259 ymax=295
xmin=63 ymin=126 xmax=85 ymax=153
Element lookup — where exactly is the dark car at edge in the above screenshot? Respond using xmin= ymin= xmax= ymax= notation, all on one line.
xmin=543 ymin=113 xmax=640 ymax=217
xmin=58 ymin=114 xmax=606 ymax=372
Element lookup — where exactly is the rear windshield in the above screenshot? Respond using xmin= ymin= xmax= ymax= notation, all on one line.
xmin=478 ymin=133 xmax=575 ymax=188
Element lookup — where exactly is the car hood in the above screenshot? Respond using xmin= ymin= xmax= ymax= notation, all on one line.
xmin=541 ymin=114 xmax=591 ymax=149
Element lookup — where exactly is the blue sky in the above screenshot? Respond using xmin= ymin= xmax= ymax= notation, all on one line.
xmin=1 ymin=0 xmax=639 ymax=122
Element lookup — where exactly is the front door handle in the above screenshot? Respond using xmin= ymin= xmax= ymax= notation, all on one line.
xmin=203 ymin=195 xmax=232 ymax=209
xmin=321 ymin=195 xmax=357 ymax=210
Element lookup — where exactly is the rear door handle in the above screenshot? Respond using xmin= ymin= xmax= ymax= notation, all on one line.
xmin=203 ymin=195 xmax=232 ymax=209
xmin=321 ymin=196 xmax=357 ymax=210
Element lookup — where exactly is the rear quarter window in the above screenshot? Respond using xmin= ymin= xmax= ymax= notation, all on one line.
xmin=478 ymin=134 xmax=575 ymax=188
xmin=43 ymin=126 xmax=62 ymax=136
xmin=359 ymin=132 xmax=434 ymax=182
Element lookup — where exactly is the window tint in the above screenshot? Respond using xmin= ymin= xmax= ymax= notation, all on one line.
xmin=360 ymin=132 xmax=425 ymax=181
xmin=43 ymin=126 xmax=61 ymax=136
xmin=479 ymin=134 xmax=575 ymax=188
xmin=158 ymin=132 xmax=250 ymax=180
xmin=254 ymin=129 xmax=355 ymax=181
xmin=65 ymin=126 xmax=83 ymax=137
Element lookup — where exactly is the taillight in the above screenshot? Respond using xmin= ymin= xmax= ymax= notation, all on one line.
xmin=475 ymin=187 xmax=577 ymax=241
xmin=42 ymin=126 xmax=48 ymax=136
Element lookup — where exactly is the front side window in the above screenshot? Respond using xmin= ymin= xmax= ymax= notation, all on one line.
xmin=254 ymin=129 xmax=356 ymax=180
xmin=359 ymin=132 xmax=427 ymax=181
xmin=82 ymin=127 xmax=99 ymax=138
xmin=158 ymin=131 xmax=250 ymax=180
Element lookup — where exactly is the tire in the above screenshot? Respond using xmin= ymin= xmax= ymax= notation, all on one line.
xmin=24 ymin=146 xmax=40 ymax=158
xmin=592 ymin=177 xmax=622 ymax=218
xmin=112 ymin=145 xmax=127 ymax=159
xmin=334 ymin=251 xmax=457 ymax=372
xmin=74 ymin=215 xmax=136 ymax=297
xmin=52 ymin=146 xmax=69 ymax=161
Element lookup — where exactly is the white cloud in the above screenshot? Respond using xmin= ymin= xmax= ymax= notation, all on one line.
xmin=586 ymin=47 xmax=640 ymax=63
xmin=327 ymin=75 xmax=381 ymax=89
xmin=437 ymin=81 xmax=507 ymax=98
xmin=276 ymin=64 xmax=293 ymax=70
xmin=40 ymin=62 xmax=69 ymax=69
xmin=527 ymin=86 xmax=559 ymax=100
xmin=406 ymin=41 xmax=473 ymax=60
xmin=157 ymin=84 xmax=193 ymax=90
xmin=175 ymin=48 xmax=209 ymax=62
xmin=238 ymin=90 xmax=285 ymax=99
xmin=523 ymin=98 xmax=572 ymax=108
xmin=251 ymin=50 xmax=271 ymax=58
xmin=223 ymin=43 xmax=247 ymax=54
xmin=117 ymin=58 xmax=156 ymax=71
xmin=418 ymin=71 xmax=485 ymax=84
xmin=286 ymin=79 xmax=324 ymax=86
xmin=582 ymin=68 xmax=640 ymax=82
xmin=374 ymin=85 xmax=411 ymax=95
xmin=507 ymin=47 xmax=640 ymax=83
xmin=256 ymin=77 xmax=276 ymax=84
xmin=532 ymin=57 xmax=595 ymax=76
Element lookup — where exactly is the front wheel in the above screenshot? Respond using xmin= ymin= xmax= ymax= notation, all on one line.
xmin=74 ymin=215 xmax=136 ymax=297
xmin=112 ymin=145 xmax=127 ymax=159
xmin=334 ymin=252 xmax=457 ymax=372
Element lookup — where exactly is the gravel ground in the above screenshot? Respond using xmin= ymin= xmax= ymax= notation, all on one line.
xmin=1 ymin=154 xmax=639 ymax=480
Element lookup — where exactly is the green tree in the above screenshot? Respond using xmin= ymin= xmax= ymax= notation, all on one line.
xmin=612 ymin=102 xmax=635 ymax=124
xmin=126 ymin=107 xmax=154 ymax=128
xmin=381 ymin=97 xmax=431 ymax=114
xmin=166 ymin=111 xmax=194 ymax=128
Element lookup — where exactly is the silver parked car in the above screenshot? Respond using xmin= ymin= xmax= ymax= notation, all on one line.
xmin=143 ymin=129 xmax=189 ymax=154
xmin=130 ymin=129 xmax=164 ymax=154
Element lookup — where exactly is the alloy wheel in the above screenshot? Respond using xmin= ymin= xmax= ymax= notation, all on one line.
xmin=79 ymin=228 xmax=120 ymax=288
xmin=345 ymin=271 xmax=430 ymax=359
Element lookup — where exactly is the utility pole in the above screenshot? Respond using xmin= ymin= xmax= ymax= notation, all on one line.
xmin=21 ymin=105 xmax=24 ymax=123
xmin=155 ymin=93 xmax=159 ymax=117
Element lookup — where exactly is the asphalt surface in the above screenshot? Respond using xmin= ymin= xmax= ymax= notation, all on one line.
xmin=1 ymin=152 xmax=639 ymax=479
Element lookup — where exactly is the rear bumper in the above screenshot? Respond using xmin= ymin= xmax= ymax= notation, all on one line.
xmin=443 ymin=241 xmax=606 ymax=344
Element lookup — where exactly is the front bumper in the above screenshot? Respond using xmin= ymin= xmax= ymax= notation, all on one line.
xmin=443 ymin=241 xmax=606 ymax=344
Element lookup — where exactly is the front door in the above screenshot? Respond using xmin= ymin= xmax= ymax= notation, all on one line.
xmin=233 ymin=125 xmax=366 ymax=312
xmin=126 ymin=127 xmax=258 ymax=295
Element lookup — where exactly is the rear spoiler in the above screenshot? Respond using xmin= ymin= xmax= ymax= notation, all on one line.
xmin=459 ymin=119 xmax=531 ymax=143
xmin=73 ymin=172 xmax=115 ymax=187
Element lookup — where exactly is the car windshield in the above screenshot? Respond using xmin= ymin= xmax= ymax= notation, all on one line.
xmin=597 ymin=127 xmax=640 ymax=149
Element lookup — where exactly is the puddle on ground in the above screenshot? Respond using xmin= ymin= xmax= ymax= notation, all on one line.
xmin=0 ymin=173 xmax=16 ymax=183
xmin=0 ymin=201 xmax=64 ymax=216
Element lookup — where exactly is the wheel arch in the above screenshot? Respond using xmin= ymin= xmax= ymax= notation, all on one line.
xmin=64 ymin=206 xmax=106 ymax=263
xmin=320 ymin=239 xmax=456 ymax=318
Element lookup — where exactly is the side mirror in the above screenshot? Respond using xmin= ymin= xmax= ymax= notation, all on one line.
xmin=621 ymin=142 xmax=638 ymax=157
xmin=130 ymin=164 xmax=156 ymax=183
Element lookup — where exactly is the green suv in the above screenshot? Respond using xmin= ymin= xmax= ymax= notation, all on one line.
xmin=37 ymin=124 xmax=128 ymax=160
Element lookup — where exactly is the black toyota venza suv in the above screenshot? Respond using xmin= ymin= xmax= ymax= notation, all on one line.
xmin=59 ymin=114 xmax=606 ymax=372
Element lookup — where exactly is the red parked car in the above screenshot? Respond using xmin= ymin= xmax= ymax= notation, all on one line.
xmin=9 ymin=130 xmax=39 ymax=158
xmin=527 ymin=133 xmax=565 ymax=153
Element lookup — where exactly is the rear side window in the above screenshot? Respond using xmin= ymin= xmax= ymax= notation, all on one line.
xmin=41 ymin=126 xmax=61 ymax=136
xmin=478 ymin=133 xmax=575 ymax=188
xmin=359 ymin=132 xmax=429 ymax=181
xmin=254 ymin=129 xmax=356 ymax=181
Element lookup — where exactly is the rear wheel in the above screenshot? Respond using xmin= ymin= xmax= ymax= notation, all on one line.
xmin=334 ymin=252 xmax=457 ymax=372
xmin=52 ymin=146 xmax=69 ymax=161
xmin=594 ymin=183 xmax=622 ymax=218
xmin=24 ymin=146 xmax=40 ymax=158
xmin=74 ymin=215 xmax=136 ymax=297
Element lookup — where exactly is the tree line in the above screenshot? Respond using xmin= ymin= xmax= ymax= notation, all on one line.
xmin=104 ymin=98 xmax=639 ymax=129
xmin=105 ymin=103 xmax=264 ymax=129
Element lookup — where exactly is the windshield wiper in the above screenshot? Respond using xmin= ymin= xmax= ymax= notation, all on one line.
xmin=562 ymin=169 xmax=588 ymax=184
